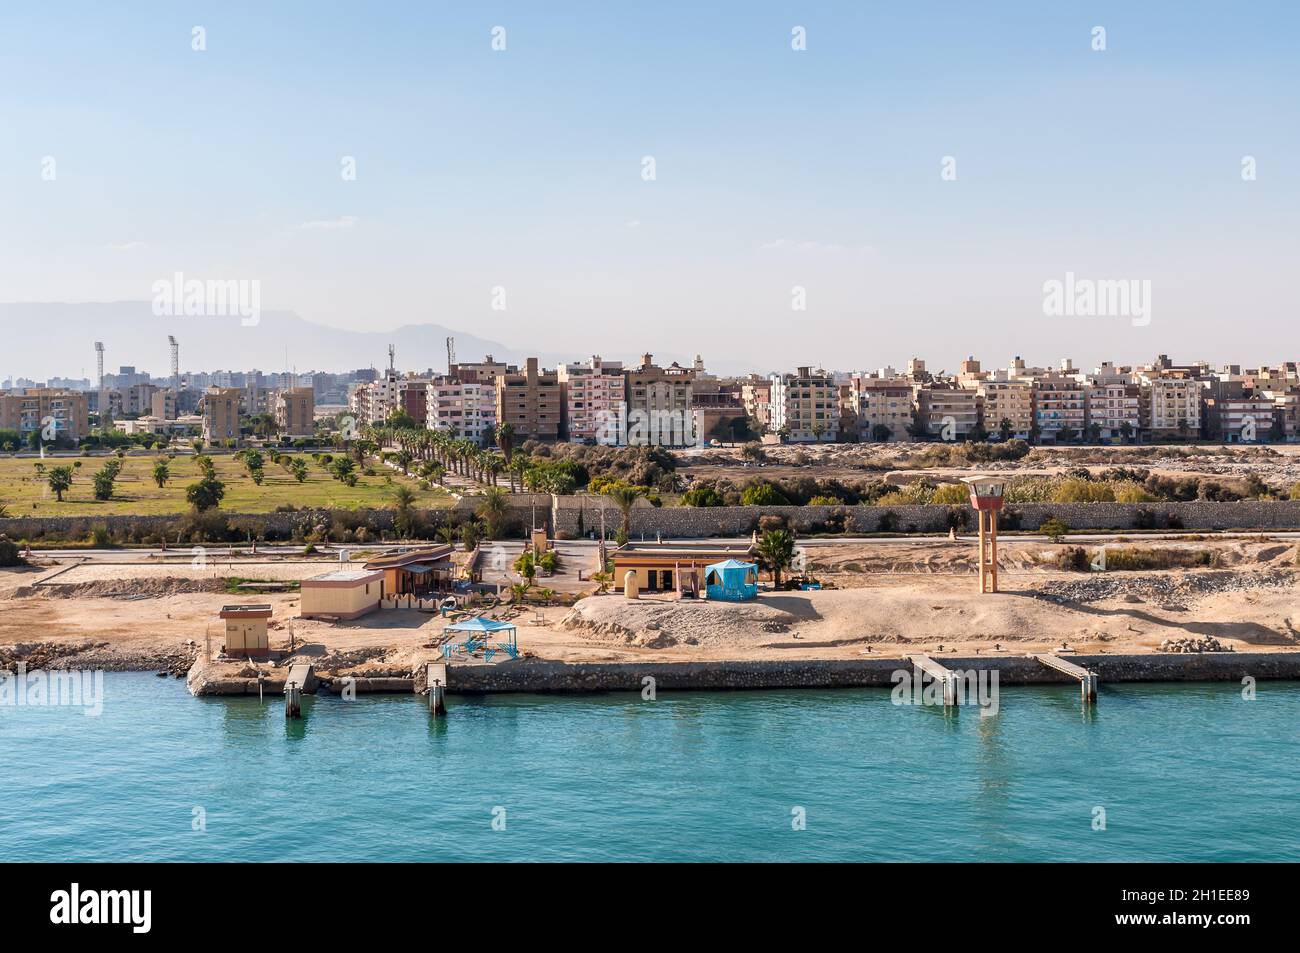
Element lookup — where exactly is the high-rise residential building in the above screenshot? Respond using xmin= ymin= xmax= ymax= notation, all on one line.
xmin=558 ymin=356 xmax=625 ymax=444
xmin=495 ymin=357 xmax=560 ymax=442
xmin=851 ymin=374 xmax=915 ymax=441
xmin=202 ymin=387 xmax=243 ymax=444
xmin=273 ymin=387 xmax=315 ymax=438
xmin=770 ymin=366 xmax=839 ymax=442
xmin=0 ymin=389 xmax=90 ymax=443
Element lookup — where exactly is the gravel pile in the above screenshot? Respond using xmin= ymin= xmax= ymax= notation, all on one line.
xmin=1160 ymin=636 xmax=1230 ymax=653
xmin=1040 ymin=569 xmax=1297 ymax=605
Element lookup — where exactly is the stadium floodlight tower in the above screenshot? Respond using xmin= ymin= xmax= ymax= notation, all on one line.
xmin=962 ymin=475 xmax=1006 ymax=594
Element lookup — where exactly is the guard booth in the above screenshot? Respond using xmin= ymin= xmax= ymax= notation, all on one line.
xmin=219 ymin=604 xmax=273 ymax=658
xmin=704 ymin=559 xmax=759 ymax=601
xmin=962 ymin=475 xmax=1006 ymax=594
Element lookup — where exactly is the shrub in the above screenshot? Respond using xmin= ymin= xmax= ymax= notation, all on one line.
xmin=1040 ymin=516 xmax=1069 ymax=542
xmin=741 ymin=482 xmax=790 ymax=506
xmin=1055 ymin=546 xmax=1090 ymax=571
xmin=682 ymin=487 xmax=724 ymax=507
xmin=0 ymin=536 xmax=25 ymax=567
xmin=930 ymin=483 xmax=969 ymax=505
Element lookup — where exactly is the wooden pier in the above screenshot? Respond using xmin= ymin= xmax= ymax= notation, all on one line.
xmin=1030 ymin=654 xmax=1098 ymax=704
xmin=908 ymin=654 xmax=958 ymax=707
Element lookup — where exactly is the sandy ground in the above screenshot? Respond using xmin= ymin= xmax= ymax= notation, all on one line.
xmin=4 ymin=540 xmax=1299 ymax=670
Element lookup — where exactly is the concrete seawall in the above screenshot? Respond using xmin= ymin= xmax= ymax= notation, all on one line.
xmin=185 ymin=652 xmax=1300 ymax=695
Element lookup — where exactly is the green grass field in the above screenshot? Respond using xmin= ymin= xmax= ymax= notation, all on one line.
xmin=0 ymin=453 xmax=455 ymax=516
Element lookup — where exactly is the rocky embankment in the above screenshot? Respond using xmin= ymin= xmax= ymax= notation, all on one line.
xmin=0 ymin=639 xmax=199 ymax=676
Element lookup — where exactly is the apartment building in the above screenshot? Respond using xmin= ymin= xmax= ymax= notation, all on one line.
xmin=975 ymin=380 xmax=1033 ymax=438
xmin=769 ymin=366 xmax=839 ymax=442
xmin=124 ymin=382 xmax=159 ymax=417
xmin=273 ymin=386 xmax=315 ymax=438
xmin=739 ymin=377 xmax=772 ymax=430
xmin=0 ymin=388 xmax=90 ymax=443
xmin=1033 ymin=374 xmax=1088 ymax=439
xmin=625 ymin=354 xmax=696 ymax=446
xmin=429 ymin=377 xmax=497 ymax=444
xmin=850 ymin=375 xmax=914 ymax=441
xmin=916 ymin=385 xmax=981 ymax=439
xmin=557 ymin=356 xmax=624 ymax=444
xmin=495 ymin=357 xmax=560 ymax=442
xmin=151 ymin=389 xmax=177 ymax=421
xmin=1142 ymin=377 xmax=1202 ymax=438
xmin=349 ymin=370 xmax=403 ymax=426
xmin=201 ymin=387 xmax=243 ymax=444
xmin=1086 ymin=382 xmax=1142 ymax=440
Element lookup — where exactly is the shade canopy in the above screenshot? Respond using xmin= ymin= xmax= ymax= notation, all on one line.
xmin=444 ymin=616 xmax=517 ymax=633
xmin=706 ymin=559 xmax=757 ymax=572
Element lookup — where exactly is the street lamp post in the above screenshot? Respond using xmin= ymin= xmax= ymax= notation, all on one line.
xmin=962 ymin=476 xmax=1006 ymax=594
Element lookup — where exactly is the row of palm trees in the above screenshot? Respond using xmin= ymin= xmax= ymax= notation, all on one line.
xmin=362 ymin=421 xmax=528 ymax=491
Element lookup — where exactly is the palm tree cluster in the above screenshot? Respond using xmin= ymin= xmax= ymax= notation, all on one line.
xmin=362 ymin=421 xmax=510 ymax=489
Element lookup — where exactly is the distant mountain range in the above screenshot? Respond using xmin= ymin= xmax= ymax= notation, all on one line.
xmin=0 ymin=302 xmax=722 ymax=381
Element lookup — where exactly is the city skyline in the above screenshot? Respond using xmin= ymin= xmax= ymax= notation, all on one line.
xmin=4 ymin=2 xmax=1298 ymax=370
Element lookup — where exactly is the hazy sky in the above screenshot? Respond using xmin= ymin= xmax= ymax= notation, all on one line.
xmin=2 ymin=2 xmax=1297 ymax=374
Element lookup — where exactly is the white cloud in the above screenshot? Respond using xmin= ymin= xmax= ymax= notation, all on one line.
xmin=108 ymin=241 xmax=147 ymax=251
xmin=760 ymin=238 xmax=875 ymax=255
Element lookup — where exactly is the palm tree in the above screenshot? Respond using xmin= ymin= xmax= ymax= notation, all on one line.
xmin=47 ymin=466 xmax=74 ymax=502
xmin=152 ymin=459 xmax=170 ymax=488
xmin=476 ymin=486 xmax=509 ymax=539
xmin=391 ymin=484 xmax=418 ymax=538
xmin=495 ymin=421 xmax=515 ymax=482
xmin=756 ymin=529 xmax=796 ymax=591
xmin=606 ymin=485 xmax=642 ymax=538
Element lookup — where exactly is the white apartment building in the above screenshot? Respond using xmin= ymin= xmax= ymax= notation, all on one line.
xmin=558 ymin=356 xmax=625 ymax=444
xmin=1142 ymin=377 xmax=1202 ymax=437
xmin=1086 ymin=382 xmax=1142 ymax=440
xmin=1033 ymin=374 xmax=1088 ymax=438
xmin=428 ymin=377 xmax=497 ymax=444
xmin=770 ymin=367 xmax=839 ymax=442
xmin=349 ymin=370 xmax=403 ymax=426
xmin=917 ymin=385 xmax=982 ymax=439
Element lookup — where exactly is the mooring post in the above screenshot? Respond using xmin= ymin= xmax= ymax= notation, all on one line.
xmin=1083 ymin=671 xmax=1098 ymax=705
xmin=285 ymin=681 xmax=301 ymax=718
xmin=431 ymin=678 xmax=446 ymax=716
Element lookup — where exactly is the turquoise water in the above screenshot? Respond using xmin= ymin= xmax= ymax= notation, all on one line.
xmin=3 ymin=674 xmax=1299 ymax=861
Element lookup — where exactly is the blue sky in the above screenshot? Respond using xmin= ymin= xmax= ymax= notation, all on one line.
xmin=2 ymin=2 xmax=1297 ymax=373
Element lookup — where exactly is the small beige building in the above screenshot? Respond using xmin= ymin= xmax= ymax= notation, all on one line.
xmin=300 ymin=569 xmax=385 ymax=620
xmin=219 ymin=604 xmax=273 ymax=658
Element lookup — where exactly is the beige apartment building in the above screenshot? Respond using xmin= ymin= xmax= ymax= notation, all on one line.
xmin=495 ymin=357 xmax=560 ymax=441
xmin=739 ymin=377 xmax=772 ymax=430
xmin=202 ymin=387 xmax=243 ymax=444
xmin=273 ymin=386 xmax=315 ymax=438
xmin=770 ymin=367 xmax=839 ymax=442
xmin=429 ymin=377 xmax=496 ymax=444
xmin=975 ymin=380 xmax=1033 ymax=438
xmin=625 ymin=354 xmax=695 ymax=446
xmin=851 ymin=375 xmax=914 ymax=441
xmin=916 ymin=385 xmax=981 ymax=439
xmin=0 ymin=388 xmax=90 ymax=444
xmin=558 ymin=356 xmax=625 ymax=444
xmin=151 ymin=389 xmax=177 ymax=420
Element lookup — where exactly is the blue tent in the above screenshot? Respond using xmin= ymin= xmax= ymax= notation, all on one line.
xmin=704 ymin=559 xmax=759 ymax=601
xmin=442 ymin=616 xmax=518 ymax=660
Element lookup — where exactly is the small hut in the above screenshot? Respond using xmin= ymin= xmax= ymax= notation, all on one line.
xmin=704 ymin=559 xmax=759 ymax=602
xmin=219 ymin=604 xmax=273 ymax=658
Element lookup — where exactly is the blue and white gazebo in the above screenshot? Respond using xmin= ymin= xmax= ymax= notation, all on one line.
xmin=704 ymin=559 xmax=759 ymax=601
xmin=442 ymin=616 xmax=519 ymax=661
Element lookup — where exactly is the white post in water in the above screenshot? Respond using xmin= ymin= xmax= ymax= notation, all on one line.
xmin=430 ymin=678 xmax=446 ymax=716
xmin=285 ymin=680 xmax=301 ymax=718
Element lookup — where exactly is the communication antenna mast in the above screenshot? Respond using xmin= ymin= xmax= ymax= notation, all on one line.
xmin=388 ymin=343 xmax=396 ymax=373
xmin=94 ymin=341 xmax=105 ymax=390
xmin=446 ymin=336 xmax=456 ymax=375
